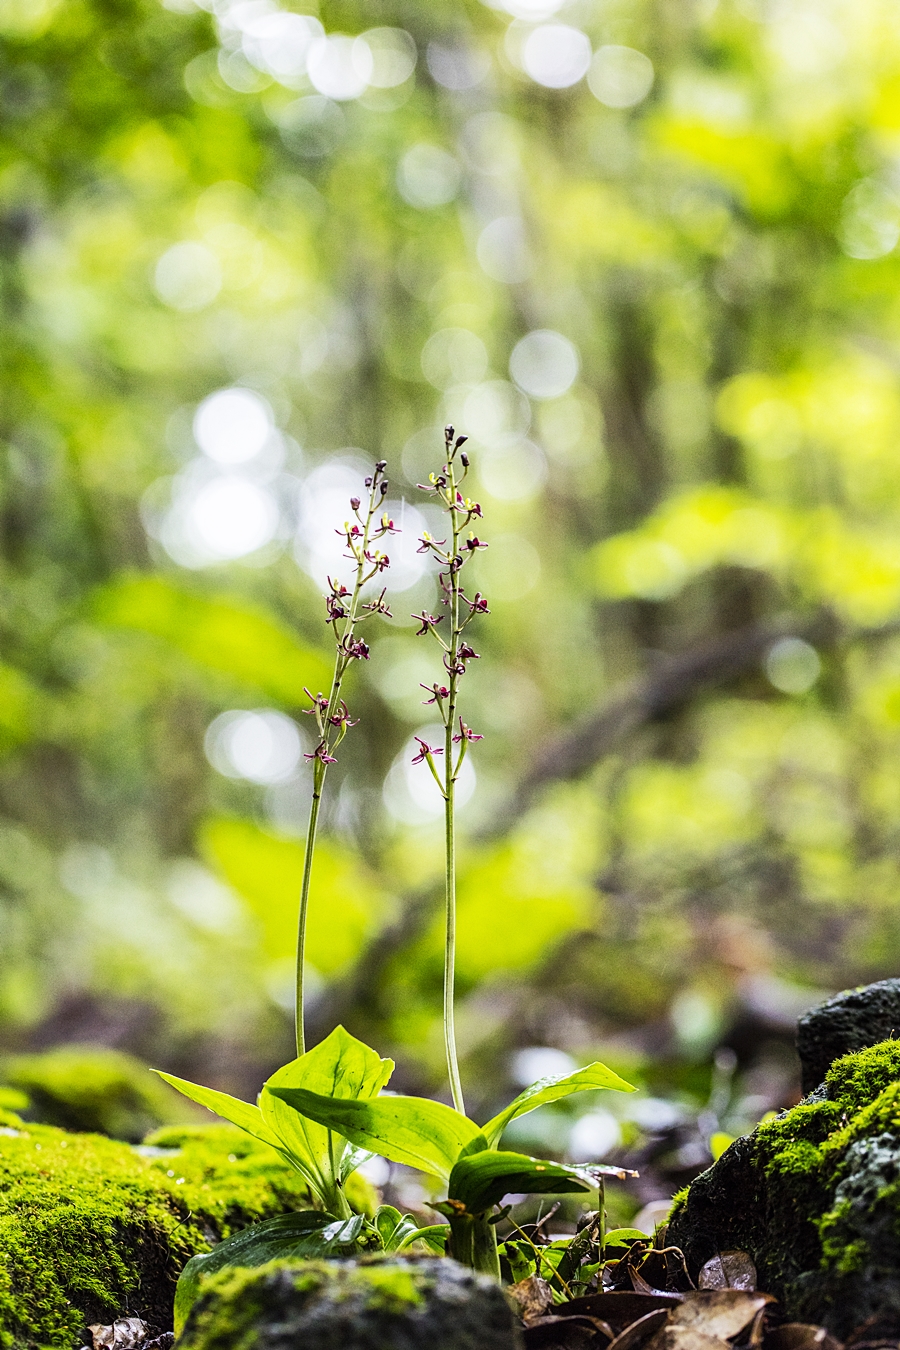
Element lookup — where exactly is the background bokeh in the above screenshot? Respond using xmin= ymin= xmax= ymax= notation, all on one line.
xmin=3 ymin=0 xmax=900 ymax=1207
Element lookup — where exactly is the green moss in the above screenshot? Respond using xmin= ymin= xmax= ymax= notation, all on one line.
xmin=346 ymin=1263 xmax=424 ymax=1312
xmin=668 ymin=1186 xmax=690 ymax=1217
xmin=175 ymin=1264 xmax=273 ymax=1350
xmin=0 ymin=1046 xmax=197 ymax=1142
xmin=0 ymin=1113 xmax=315 ymax=1350
xmin=821 ymin=1040 xmax=900 ymax=1110
xmin=181 ymin=1257 xmax=434 ymax=1350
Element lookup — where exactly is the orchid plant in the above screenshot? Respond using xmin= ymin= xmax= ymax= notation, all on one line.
xmin=409 ymin=423 xmax=488 ymax=1115
xmin=160 ymin=436 xmax=634 ymax=1326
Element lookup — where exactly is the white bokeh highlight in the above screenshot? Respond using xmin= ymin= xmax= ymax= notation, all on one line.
xmin=510 ymin=330 xmax=580 ymax=399
xmin=589 ymin=45 xmax=655 ymax=108
xmin=765 ymin=638 xmax=821 ymax=694
xmin=154 ymin=242 xmax=221 ymax=312
xmin=194 ymin=388 xmax=273 ymax=464
xmin=241 ymin=11 xmax=324 ymax=87
xmin=477 ymin=216 xmax=532 ymax=284
xmin=307 ymin=34 xmax=372 ymax=101
xmin=522 ymin=25 xmax=591 ymax=89
xmin=205 ymin=709 xmax=304 ymax=784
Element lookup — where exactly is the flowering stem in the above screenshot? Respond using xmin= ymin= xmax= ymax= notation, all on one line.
xmin=413 ymin=427 xmax=486 ymax=1113
xmin=442 ymin=457 xmax=465 ymax=1116
xmin=295 ymin=734 xmax=325 ymax=1057
xmin=295 ymin=462 xmax=393 ymax=1057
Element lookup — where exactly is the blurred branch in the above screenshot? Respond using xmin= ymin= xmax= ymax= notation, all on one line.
xmin=498 ymin=608 xmax=900 ymax=828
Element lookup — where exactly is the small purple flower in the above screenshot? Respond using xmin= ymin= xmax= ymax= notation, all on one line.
xmin=421 ymin=683 xmax=450 ymax=705
xmin=344 ymin=636 xmax=370 ymax=660
xmin=453 ymin=718 xmax=483 ymax=744
xmin=305 ymin=741 xmax=338 ymax=765
xmin=412 ymin=737 xmax=443 ymax=765
xmin=413 ymin=611 xmax=444 ymax=636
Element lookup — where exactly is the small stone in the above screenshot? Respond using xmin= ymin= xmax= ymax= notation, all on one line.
xmin=178 ymin=1256 xmax=524 ymax=1350
xmin=797 ymin=979 xmax=900 ymax=1094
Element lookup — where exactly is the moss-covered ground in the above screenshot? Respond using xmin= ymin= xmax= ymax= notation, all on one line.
xmin=0 ymin=1046 xmax=198 ymax=1141
xmin=0 ymin=1109 xmax=321 ymax=1350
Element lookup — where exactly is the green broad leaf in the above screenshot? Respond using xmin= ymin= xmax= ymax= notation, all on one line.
xmin=395 ymin=1224 xmax=450 ymax=1253
xmin=480 ymin=1062 xmax=635 ymax=1147
xmin=604 ymin=1227 xmax=651 ymax=1249
xmin=374 ymin=1204 xmax=406 ymax=1247
xmin=374 ymin=1205 xmax=422 ymax=1253
xmin=267 ymin=1087 xmax=481 ymax=1183
xmin=173 ymin=1211 xmax=363 ymax=1334
xmin=260 ymin=1027 xmax=393 ymax=1199
xmin=153 ymin=1071 xmax=286 ymax=1156
xmin=341 ymin=1144 xmax=376 ymax=1183
xmin=448 ymin=1150 xmax=595 ymax=1215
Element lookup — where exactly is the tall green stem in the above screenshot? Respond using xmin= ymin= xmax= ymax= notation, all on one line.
xmin=295 ymin=761 xmax=324 ymax=1056
xmin=294 ymin=468 xmax=389 ymax=1058
xmin=443 ymin=460 xmax=465 ymax=1115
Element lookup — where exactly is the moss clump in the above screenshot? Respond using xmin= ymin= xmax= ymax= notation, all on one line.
xmin=0 ymin=1046 xmax=197 ymax=1142
xmin=0 ymin=1112 xmax=316 ymax=1350
xmin=669 ymin=1041 xmax=900 ymax=1335
xmin=179 ymin=1256 xmax=521 ymax=1350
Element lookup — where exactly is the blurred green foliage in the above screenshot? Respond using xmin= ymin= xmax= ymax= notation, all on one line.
xmin=0 ymin=1044 xmax=199 ymax=1139
xmin=2 ymin=0 xmax=900 ymax=1129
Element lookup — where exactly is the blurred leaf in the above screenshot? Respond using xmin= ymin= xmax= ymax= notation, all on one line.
xmin=709 ymin=1131 xmax=735 ymax=1161
xmin=481 ymin=1062 xmax=634 ymax=1147
xmin=93 ymin=575 xmax=332 ymax=703
xmin=0 ymin=664 xmax=40 ymax=755
xmin=200 ymin=818 xmax=388 ymax=976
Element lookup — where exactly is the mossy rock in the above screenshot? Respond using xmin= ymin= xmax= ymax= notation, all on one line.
xmin=0 ymin=1109 xmax=327 ymax=1350
xmin=0 ymin=1046 xmax=198 ymax=1142
xmin=668 ymin=1040 xmax=900 ymax=1337
xmin=797 ymin=978 xmax=900 ymax=1095
xmin=178 ymin=1255 xmax=523 ymax=1350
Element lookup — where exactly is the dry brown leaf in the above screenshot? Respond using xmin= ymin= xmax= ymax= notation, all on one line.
xmin=668 ymin=1290 xmax=772 ymax=1340
xmin=88 ymin=1320 xmax=149 ymax=1350
xmin=698 ymin=1253 xmax=758 ymax=1292
xmin=606 ymin=1308 xmax=671 ymax=1350
xmin=559 ymin=1292 xmax=683 ymax=1330
xmin=523 ymin=1314 xmax=606 ymax=1349
xmin=510 ymin=1275 xmax=556 ymax=1325
xmin=766 ymin=1325 xmax=843 ymax=1350
xmin=648 ymin=1328 xmax=733 ymax=1350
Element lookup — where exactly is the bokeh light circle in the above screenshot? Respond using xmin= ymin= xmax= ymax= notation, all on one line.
xmin=510 ymin=330 xmax=580 ymax=399
xmin=193 ymin=388 xmax=273 ymax=464
xmin=522 ymin=25 xmax=591 ymax=89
